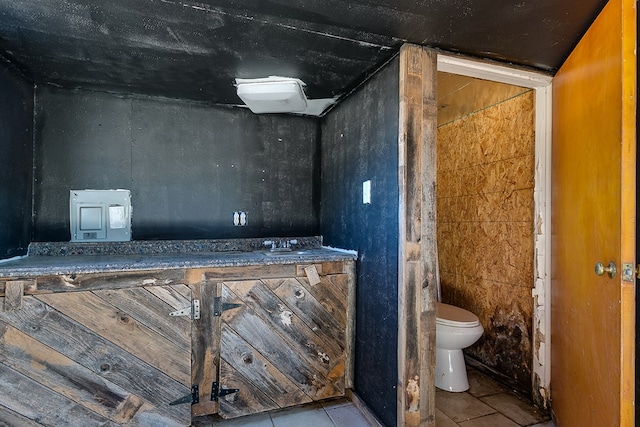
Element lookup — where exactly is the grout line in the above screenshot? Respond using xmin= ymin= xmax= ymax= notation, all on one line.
xmin=324 ymin=407 xmax=339 ymax=427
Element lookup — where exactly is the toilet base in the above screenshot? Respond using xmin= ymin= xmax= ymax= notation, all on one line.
xmin=435 ymin=348 xmax=469 ymax=392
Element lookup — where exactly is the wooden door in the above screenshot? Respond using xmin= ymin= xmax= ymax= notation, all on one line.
xmin=551 ymin=0 xmax=636 ymax=425
xmin=0 ymin=285 xmax=192 ymax=426
xmin=195 ymin=272 xmax=349 ymax=419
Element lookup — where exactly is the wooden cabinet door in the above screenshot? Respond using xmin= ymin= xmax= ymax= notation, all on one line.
xmin=194 ymin=271 xmax=350 ymax=420
xmin=0 ymin=285 xmax=193 ymax=426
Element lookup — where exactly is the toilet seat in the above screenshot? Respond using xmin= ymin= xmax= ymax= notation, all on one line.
xmin=436 ymin=302 xmax=480 ymax=328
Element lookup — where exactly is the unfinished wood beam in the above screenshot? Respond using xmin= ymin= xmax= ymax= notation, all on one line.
xmin=397 ymin=44 xmax=438 ymax=427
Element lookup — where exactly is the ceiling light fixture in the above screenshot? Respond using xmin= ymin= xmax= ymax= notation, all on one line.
xmin=235 ymin=76 xmax=308 ymax=114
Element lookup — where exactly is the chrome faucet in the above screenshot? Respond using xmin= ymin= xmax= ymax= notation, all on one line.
xmin=263 ymin=239 xmax=298 ymax=252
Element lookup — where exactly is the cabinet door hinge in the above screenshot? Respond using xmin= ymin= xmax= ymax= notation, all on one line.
xmin=169 ymin=299 xmax=200 ymax=320
xmin=212 ymin=382 xmax=239 ymax=401
xmin=213 ymin=297 xmax=242 ymax=316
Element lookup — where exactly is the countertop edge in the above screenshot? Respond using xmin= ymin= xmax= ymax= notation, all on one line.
xmin=0 ymin=250 xmax=357 ymax=278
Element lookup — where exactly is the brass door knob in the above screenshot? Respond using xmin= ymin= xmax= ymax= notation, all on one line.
xmin=595 ymin=261 xmax=617 ymax=278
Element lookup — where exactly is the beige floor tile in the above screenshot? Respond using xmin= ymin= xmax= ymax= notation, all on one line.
xmin=270 ymin=404 xmax=335 ymax=427
xmin=325 ymin=403 xmax=375 ymax=426
xmin=528 ymin=422 xmax=555 ymax=427
xmin=436 ymin=408 xmax=459 ymax=427
xmin=196 ymin=412 xmax=274 ymax=426
xmin=436 ymin=390 xmax=496 ymax=422
xmin=480 ymin=393 xmax=548 ymax=426
xmin=458 ymin=413 xmax=520 ymax=427
xmin=467 ymin=368 xmax=507 ymax=398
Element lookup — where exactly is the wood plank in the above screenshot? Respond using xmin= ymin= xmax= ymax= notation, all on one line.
xmin=0 ymin=296 xmax=190 ymax=424
xmin=0 ymin=279 xmax=37 ymax=297
xmin=218 ymin=359 xmax=278 ymax=419
xmin=145 ymin=283 xmax=192 ymax=311
xmin=293 ymin=261 xmax=348 ymax=278
xmin=420 ymin=44 xmax=439 ymax=427
xmin=92 ymin=287 xmax=190 ymax=347
xmin=397 ymin=44 xmax=438 ymax=427
xmin=0 ymin=319 xmax=136 ymax=422
xmin=4 ymin=280 xmax=24 ymax=311
xmin=260 ymin=276 xmax=287 ymax=291
xmin=0 ymin=362 xmax=115 ymax=426
xmin=191 ymin=281 xmax=221 ymax=417
xmin=199 ymin=264 xmax=297 ymax=281
xmin=326 ymin=272 xmax=349 ymax=298
xmin=319 ymin=261 xmax=348 ymax=275
xmin=36 ymin=291 xmax=190 ymax=387
xmin=31 ymin=269 xmax=186 ymax=294
xmin=0 ymin=403 xmax=45 ymax=427
xmin=111 ymin=394 xmax=145 ymax=425
xmin=220 ymin=285 xmax=341 ymax=400
xmin=287 ymin=276 xmax=348 ymax=327
xmin=126 ymin=401 xmax=186 ymax=427
xmin=271 ymin=278 xmax=346 ymax=354
xmin=224 ymin=280 xmax=343 ymax=372
xmin=344 ymin=261 xmax=356 ymax=389
xmin=220 ymin=324 xmax=311 ymax=408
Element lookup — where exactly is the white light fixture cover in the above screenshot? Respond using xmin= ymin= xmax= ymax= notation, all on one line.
xmin=236 ymin=76 xmax=308 ymax=114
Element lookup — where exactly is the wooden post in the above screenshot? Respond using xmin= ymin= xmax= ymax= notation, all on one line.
xmin=345 ymin=260 xmax=356 ymax=389
xmin=191 ymin=279 xmax=221 ymax=417
xmin=397 ymin=44 xmax=438 ymax=427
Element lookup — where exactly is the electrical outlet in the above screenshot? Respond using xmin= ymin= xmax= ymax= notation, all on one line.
xmin=233 ymin=211 xmax=248 ymax=226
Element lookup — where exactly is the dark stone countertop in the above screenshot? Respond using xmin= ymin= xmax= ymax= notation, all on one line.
xmin=0 ymin=237 xmax=357 ymax=278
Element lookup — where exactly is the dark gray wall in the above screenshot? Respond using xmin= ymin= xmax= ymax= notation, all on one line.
xmin=34 ymin=87 xmax=320 ymax=241
xmin=320 ymin=58 xmax=399 ymax=427
xmin=0 ymin=58 xmax=33 ymax=259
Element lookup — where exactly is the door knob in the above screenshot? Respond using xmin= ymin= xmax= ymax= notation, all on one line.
xmin=595 ymin=261 xmax=617 ymax=278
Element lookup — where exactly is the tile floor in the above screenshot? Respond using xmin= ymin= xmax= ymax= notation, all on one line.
xmin=436 ymin=367 xmax=553 ymax=427
xmin=192 ymin=398 xmax=377 ymax=427
xmin=193 ymin=367 xmax=553 ymax=427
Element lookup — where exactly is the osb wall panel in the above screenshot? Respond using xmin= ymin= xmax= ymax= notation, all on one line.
xmin=436 ymin=91 xmax=535 ymax=390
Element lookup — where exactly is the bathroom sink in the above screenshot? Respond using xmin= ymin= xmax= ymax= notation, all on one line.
xmin=262 ymin=250 xmax=309 ymax=256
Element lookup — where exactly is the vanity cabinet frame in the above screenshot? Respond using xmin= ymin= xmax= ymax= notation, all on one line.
xmin=0 ymin=260 xmax=355 ymax=426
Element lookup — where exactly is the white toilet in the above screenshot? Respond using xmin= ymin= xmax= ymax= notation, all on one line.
xmin=435 ymin=302 xmax=484 ymax=392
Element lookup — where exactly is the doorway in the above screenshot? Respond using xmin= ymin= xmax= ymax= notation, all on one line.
xmin=436 ymin=55 xmax=552 ymax=408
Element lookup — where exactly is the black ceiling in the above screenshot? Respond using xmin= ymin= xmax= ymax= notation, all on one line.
xmin=0 ymin=0 xmax=607 ymax=106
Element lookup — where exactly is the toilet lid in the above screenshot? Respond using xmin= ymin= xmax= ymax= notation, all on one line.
xmin=436 ymin=302 xmax=480 ymax=327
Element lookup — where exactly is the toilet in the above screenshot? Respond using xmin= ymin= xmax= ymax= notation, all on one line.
xmin=435 ymin=302 xmax=484 ymax=392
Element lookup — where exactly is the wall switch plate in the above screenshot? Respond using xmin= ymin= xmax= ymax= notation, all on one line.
xmin=233 ymin=211 xmax=248 ymax=226
xmin=362 ymin=180 xmax=371 ymax=204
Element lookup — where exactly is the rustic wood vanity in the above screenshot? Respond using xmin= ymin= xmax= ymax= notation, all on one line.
xmin=0 ymin=238 xmax=356 ymax=426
